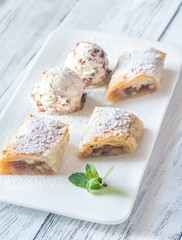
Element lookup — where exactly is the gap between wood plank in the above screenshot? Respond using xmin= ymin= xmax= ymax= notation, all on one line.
xmin=158 ymin=2 xmax=182 ymax=40
xmin=32 ymin=213 xmax=52 ymax=240
xmin=32 ymin=2 xmax=182 ymax=239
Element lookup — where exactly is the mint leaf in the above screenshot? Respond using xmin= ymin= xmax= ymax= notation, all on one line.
xmin=68 ymin=173 xmax=90 ymax=189
xmin=68 ymin=164 xmax=114 ymax=193
xmin=102 ymin=166 xmax=114 ymax=184
xmin=86 ymin=163 xmax=99 ymax=178
xmin=86 ymin=178 xmax=102 ymax=192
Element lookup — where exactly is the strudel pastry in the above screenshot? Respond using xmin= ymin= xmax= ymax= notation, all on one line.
xmin=78 ymin=107 xmax=144 ymax=158
xmin=65 ymin=42 xmax=110 ymax=87
xmin=0 ymin=115 xmax=69 ymax=175
xmin=31 ymin=66 xmax=86 ymax=114
xmin=106 ymin=47 xmax=166 ymax=101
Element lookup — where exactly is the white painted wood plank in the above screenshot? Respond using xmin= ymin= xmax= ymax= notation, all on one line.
xmin=0 ymin=0 xmax=78 ymax=98
xmin=0 ymin=0 xmax=181 ymax=240
xmin=34 ymin=70 xmax=182 ymax=240
xmin=160 ymin=3 xmax=182 ymax=47
xmin=33 ymin=2 xmax=182 ymax=240
xmin=116 ymin=71 xmax=182 ymax=240
xmin=1 ymin=0 xmax=181 ymax=113
xmin=0 ymin=0 xmax=79 ymax=239
xmin=0 ymin=202 xmax=48 ymax=240
xmin=62 ymin=0 xmax=181 ymax=40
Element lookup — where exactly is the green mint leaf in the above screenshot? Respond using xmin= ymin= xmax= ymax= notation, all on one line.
xmin=102 ymin=166 xmax=114 ymax=184
xmin=68 ymin=172 xmax=90 ymax=189
xmin=85 ymin=163 xmax=99 ymax=179
xmin=86 ymin=178 xmax=102 ymax=192
xmin=68 ymin=164 xmax=114 ymax=193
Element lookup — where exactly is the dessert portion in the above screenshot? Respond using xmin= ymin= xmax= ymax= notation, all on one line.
xmin=31 ymin=66 xmax=86 ymax=114
xmin=106 ymin=47 xmax=166 ymax=102
xmin=65 ymin=41 xmax=110 ymax=87
xmin=78 ymin=107 xmax=144 ymax=158
xmin=0 ymin=115 xmax=69 ymax=175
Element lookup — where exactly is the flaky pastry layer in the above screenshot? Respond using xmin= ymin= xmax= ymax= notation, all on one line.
xmin=0 ymin=115 xmax=69 ymax=175
xmin=79 ymin=107 xmax=144 ymax=158
xmin=106 ymin=47 xmax=166 ymax=102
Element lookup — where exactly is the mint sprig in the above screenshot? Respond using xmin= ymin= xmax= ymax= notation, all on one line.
xmin=68 ymin=163 xmax=114 ymax=192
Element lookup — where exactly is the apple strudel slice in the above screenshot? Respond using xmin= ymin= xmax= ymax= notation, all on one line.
xmin=0 ymin=114 xmax=69 ymax=175
xmin=78 ymin=107 xmax=144 ymax=158
xmin=106 ymin=47 xmax=166 ymax=102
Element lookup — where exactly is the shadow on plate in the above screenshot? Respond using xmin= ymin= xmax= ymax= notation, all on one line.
xmin=92 ymin=185 xmax=130 ymax=197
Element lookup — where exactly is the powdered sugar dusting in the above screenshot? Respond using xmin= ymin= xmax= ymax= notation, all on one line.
xmin=115 ymin=47 xmax=165 ymax=80
xmin=6 ymin=115 xmax=67 ymax=155
xmin=80 ymin=107 xmax=140 ymax=145
xmin=0 ymin=174 xmax=65 ymax=193
xmin=0 ymin=28 xmax=180 ymax=223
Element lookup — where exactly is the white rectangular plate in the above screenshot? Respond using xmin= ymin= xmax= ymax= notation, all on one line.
xmin=0 ymin=28 xmax=181 ymax=224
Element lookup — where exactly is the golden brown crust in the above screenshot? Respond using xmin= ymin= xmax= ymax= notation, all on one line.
xmin=78 ymin=107 xmax=144 ymax=158
xmin=0 ymin=115 xmax=69 ymax=175
xmin=106 ymin=47 xmax=166 ymax=102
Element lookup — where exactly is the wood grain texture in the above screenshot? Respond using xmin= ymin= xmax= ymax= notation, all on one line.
xmin=0 ymin=0 xmax=182 ymax=239
xmin=0 ymin=0 xmax=78 ymax=99
xmin=34 ymin=71 xmax=182 ymax=240
xmin=0 ymin=202 xmax=48 ymax=240
xmin=160 ymin=3 xmax=182 ymax=47
xmin=0 ymin=0 xmax=181 ymax=114
xmin=33 ymin=62 xmax=182 ymax=239
xmin=62 ymin=0 xmax=181 ymax=39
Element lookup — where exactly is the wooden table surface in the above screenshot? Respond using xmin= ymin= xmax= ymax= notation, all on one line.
xmin=0 ymin=0 xmax=182 ymax=239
